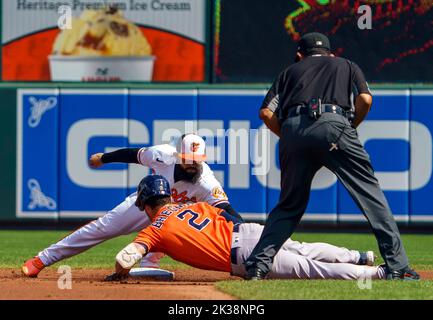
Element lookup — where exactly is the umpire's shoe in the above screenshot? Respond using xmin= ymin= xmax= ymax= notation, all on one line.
xmin=245 ymin=267 xmax=267 ymax=281
xmin=382 ymin=265 xmax=420 ymax=281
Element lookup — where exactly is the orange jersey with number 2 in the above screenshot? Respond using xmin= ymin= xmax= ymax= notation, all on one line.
xmin=134 ymin=202 xmax=234 ymax=272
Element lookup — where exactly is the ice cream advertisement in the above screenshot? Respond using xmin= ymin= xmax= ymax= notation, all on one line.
xmin=2 ymin=0 xmax=207 ymax=82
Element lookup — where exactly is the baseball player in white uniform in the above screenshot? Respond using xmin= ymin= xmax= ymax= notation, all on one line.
xmin=22 ymin=134 xmax=374 ymax=278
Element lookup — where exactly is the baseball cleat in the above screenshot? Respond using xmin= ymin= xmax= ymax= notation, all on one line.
xmin=380 ymin=264 xmax=420 ymax=281
xmin=21 ymin=256 xmax=45 ymax=278
xmin=358 ymin=251 xmax=376 ymax=266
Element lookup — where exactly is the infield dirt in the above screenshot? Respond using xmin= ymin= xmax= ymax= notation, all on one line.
xmin=2 ymin=269 xmax=432 ymax=300
xmin=0 ymin=268 xmax=237 ymax=300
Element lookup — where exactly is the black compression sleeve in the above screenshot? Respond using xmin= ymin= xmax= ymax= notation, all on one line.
xmin=215 ymin=202 xmax=244 ymax=222
xmin=220 ymin=211 xmax=243 ymax=224
xmin=101 ymin=148 xmax=141 ymax=164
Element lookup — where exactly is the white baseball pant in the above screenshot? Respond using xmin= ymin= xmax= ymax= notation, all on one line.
xmin=38 ymin=193 xmax=163 ymax=267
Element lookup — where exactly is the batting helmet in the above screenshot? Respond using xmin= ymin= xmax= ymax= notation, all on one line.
xmin=135 ymin=175 xmax=171 ymax=211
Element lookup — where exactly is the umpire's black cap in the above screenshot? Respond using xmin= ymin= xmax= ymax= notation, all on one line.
xmin=297 ymin=32 xmax=331 ymax=55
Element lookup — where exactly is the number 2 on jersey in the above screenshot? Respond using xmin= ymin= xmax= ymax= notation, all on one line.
xmin=176 ymin=209 xmax=211 ymax=231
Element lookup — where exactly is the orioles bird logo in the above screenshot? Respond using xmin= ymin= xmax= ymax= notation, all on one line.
xmin=190 ymin=142 xmax=200 ymax=152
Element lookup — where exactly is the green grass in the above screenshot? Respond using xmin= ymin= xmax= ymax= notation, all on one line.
xmin=2 ymin=230 xmax=433 ymax=299
xmin=216 ymin=280 xmax=433 ymax=300
xmin=0 ymin=230 xmax=189 ymax=269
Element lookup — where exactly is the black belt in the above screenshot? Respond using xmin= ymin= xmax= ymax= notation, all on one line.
xmin=287 ymin=104 xmax=349 ymax=118
xmin=230 ymin=224 xmax=241 ymax=264
xmin=233 ymin=223 xmax=241 ymax=233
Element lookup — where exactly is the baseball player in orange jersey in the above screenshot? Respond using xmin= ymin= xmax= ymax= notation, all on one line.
xmin=106 ymin=175 xmax=387 ymax=281
xmin=22 ymin=134 xmax=373 ymax=278
xmin=22 ymin=134 xmax=243 ymax=278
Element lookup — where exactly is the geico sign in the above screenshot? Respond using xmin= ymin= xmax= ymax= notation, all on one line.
xmin=66 ymin=119 xmax=432 ymax=191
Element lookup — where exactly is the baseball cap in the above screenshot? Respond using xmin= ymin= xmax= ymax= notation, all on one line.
xmin=176 ymin=134 xmax=207 ymax=162
xmin=297 ymin=32 xmax=331 ymax=55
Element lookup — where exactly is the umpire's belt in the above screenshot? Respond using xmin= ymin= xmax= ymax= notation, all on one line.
xmin=230 ymin=223 xmax=241 ymax=265
xmin=288 ymin=104 xmax=349 ymax=118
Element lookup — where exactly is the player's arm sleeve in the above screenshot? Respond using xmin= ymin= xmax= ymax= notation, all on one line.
xmin=101 ymin=148 xmax=140 ymax=164
xmin=215 ymin=202 xmax=244 ymax=223
xmin=134 ymin=226 xmax=162 ymax=254
xmin=351 ymin=62 xmax=372 ymax=97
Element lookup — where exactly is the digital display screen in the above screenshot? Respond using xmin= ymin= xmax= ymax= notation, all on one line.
xmin=213 ymin=0 xmax=433 ymax=83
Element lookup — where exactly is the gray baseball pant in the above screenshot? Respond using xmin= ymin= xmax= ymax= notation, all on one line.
xmin=232 ymin=224 xmax=384 ymax=280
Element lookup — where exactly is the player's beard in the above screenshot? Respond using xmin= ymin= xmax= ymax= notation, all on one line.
xmin=181 ymin=164 xmax=203 ymax=184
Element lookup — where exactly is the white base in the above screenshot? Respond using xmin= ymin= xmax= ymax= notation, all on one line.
xmin=129 ymin=267 xmax=175 ymax=281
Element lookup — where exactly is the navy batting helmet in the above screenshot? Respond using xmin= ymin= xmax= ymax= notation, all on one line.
xmin=135 ymin=175 xmax=171 ymax=211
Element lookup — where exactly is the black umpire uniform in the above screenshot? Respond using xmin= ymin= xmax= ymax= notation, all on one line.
xmin=244 ymin=33 xmax=419 ymax=280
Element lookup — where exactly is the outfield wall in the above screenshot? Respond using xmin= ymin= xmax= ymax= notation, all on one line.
xmin=1 ymin=85 xmax=433 ymax=226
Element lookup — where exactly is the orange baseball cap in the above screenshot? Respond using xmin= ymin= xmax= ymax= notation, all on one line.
xmin=176 ymin=134 xmax=207 ymax=162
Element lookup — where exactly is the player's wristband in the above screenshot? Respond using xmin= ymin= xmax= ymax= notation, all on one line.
xmin=116 ymin=243 xmax=144 ymax=269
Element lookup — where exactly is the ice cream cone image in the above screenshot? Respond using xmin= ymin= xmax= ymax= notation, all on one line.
xmin=49 ymin=7 xmax=155 ymax=82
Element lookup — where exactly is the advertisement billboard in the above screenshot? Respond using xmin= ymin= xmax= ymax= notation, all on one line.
xmin=2 ymin=0 xmax=207 ymax=82
xmin=16 ymin=88 xmax=433 ymax=224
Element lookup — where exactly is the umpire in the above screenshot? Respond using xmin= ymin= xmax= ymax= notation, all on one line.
xmin=244 ymin=32 xmax=419 ymax=281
